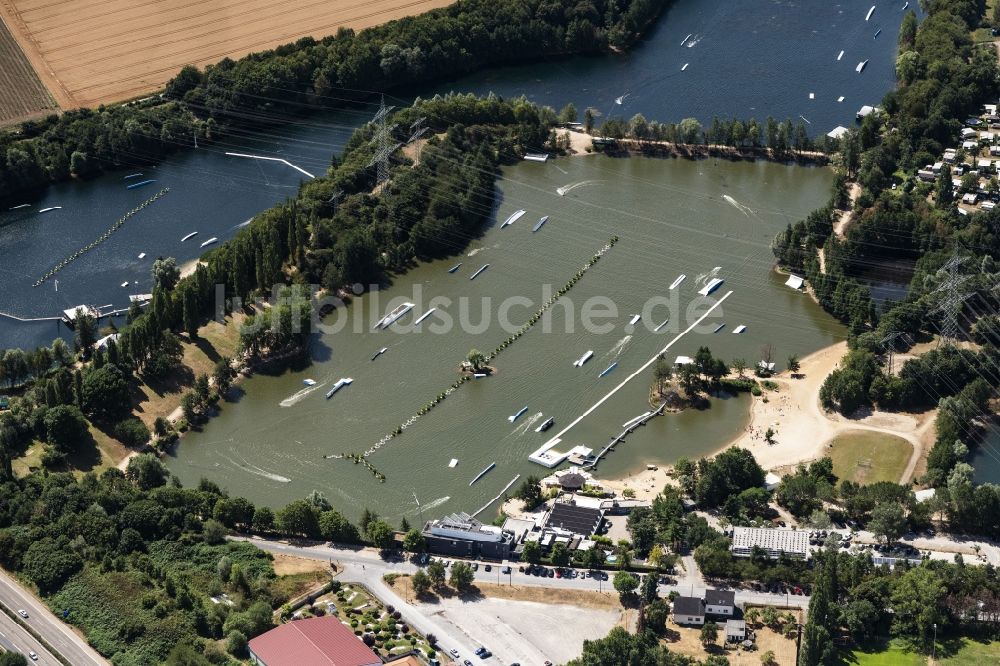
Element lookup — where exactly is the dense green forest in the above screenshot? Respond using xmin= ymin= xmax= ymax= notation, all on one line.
xmin=0 ymin=0 xmax=669 ymax=204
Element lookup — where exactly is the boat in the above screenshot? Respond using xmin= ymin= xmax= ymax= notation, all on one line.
xmin=615 ymin=94 xmax=629 ymax=105
xmin=865 ymin=5 xmax=875 ymax=20
xmin=838 ymin=96 xmax=845 ymax=102
xmin=733 ymin=325 xmax=747 ymax=334
xmin=126 ymin=179 xmax=155 ymax=190
xmin=681 ymin=33 xmax=692 ymax=45
xmin=599 ymin=362 xmax=618 ymax=378
xmin=123 ymin=173 xmax=143 ymax=180
xmin=837 ymin=50 xmax=844 ymax=61
xmin=713 ymin=323 xmax=726 ymax=333
xmin=137 ymin=252 xmax=146 ymax=259
xmin=413 ymin=308 xmax=437 ymax=326
xmin=808 ymin=92 xmax=815 ymax=100
xmin=669 ymin=274 xmax=686 ymax=290
xmin=532 ymin=216 xmax=549 ymax=232
xmin=508 ymin=406 xmax=529 ymax=423
xmin=698 ymin=278 xmax=724 ymax=296
xmin=500 ymin=209 xmax=526 ymax=228
xmin=325 ymin=377 xmax=353 ymax=398
xmin=856 ymin=59 xmax=869 ymax=73
xmin=8 ymin=204 xmax=29 ymax=210
xmin=902 ymin=1 xmax=909 ymax=9
xmin=181 ymin=231 xmax=199 ymax=242
xmin=449 ymin=459 xmax=458 ymax=468
xmin=469 ymin=264 xmax=490 ymax=280
xmin=654 ymin=318 xmax=669 ymax=332
xmin=469 ymin=462 xmax=496 ymax=486
xmin=873 ymin=28 xmax=881 ymax=39
xmin=303 ymin=379 xmax=316 ymax=386
xmin=199 ymin=237 xmax=218 ymax=248
xmin=535 ymin=417 xmax=555 ymax=433
xmin=681 ymin=63 xmax=689 ymax=71
xmin=120 ymin=282 xmax=129 ymax=288
xmin=371 ymin=347 xmax=388 ymax=361
xmin=38 ymin=207 xmax=61 ymax=213
xmin=375 ymin=302 xmax=415 ymax=329
xmin=573 ymin=350 xmax=594 ymax=367
xmin=448 ymin=263 xmax=462 ymax=273
xmin=628 ymin=314 xmax=641 ymax=326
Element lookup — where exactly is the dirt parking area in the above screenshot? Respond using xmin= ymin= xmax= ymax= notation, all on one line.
xmin=0 ymin=0 xmax=456 ymax=108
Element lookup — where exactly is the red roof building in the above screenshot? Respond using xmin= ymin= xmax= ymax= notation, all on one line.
xmin=248 ymin=616 xmax=382 ymax=666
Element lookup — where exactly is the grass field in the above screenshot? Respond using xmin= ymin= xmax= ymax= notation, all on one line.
xmin=936 ymin=637 xmax=1000 ymax=664
xmin=0 ymin=0 xmax=456 ymax=109
xmin=828 ymin=430 xmax=912 ymax=485
xmin=0 ymin=14 xmax=55 ymax=125
xmin=840 ymin=639 xmax=926 ymax=666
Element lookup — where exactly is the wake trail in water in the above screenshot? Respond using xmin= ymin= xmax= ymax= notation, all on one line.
xmin=557 ymin=180 xmax=601 ymax=196
xmin=554 ymin=165 xmax=569 ymax=175
xmin=686 ymin=33 xmax=703 ymax=48
xmin=230 ymin=218 xmax=253 ymax=231
xmin=602 ymin=335 xmax=633 ymax=361
xmin=412 ymin=496 xmax=451 ymax=513
xmin=280 ymin=383 xmax=325 ymax=407
xmin=467 ymin=247 xmax=484 ymax=257
xmin=722 ymin=194 xmax=756 ymax=217
xmin=226 ymin=454 xmax=291 ymax=482
xmin=509 ymin=413 xmax=544 ymax=438
xmin=695 ymin=266 xmax=722 ymax=288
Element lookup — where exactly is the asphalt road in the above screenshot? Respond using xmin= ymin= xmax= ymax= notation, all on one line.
xmin=0 ymin=568 xmax=107 ymax=666
xmin=241 ymin=537 xmax=810 ymax=662
xmin=0 ymin=607 xmax=58 ymax=665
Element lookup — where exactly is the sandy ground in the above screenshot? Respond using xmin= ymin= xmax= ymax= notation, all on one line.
xmin=597 ymin=341 xmax=936 ymax=494
xmin=271 ymin=552 xmax=331 ymax=576
xmin=0 ymin=0 xmax=456 ymax=108
xmin=833 ymin=182 xmax=861 ymax=239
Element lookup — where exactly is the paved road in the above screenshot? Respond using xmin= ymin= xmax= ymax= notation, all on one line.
xmin=0 ymin=607 xmax=59 ymax=665
xmin=241 ymin=537 xmax=809 ymax=662
xmin=0 ymin=568 xmax=107 ymax=666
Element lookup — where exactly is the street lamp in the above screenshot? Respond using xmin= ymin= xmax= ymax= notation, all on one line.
xmin=932 ymin=623 xmax=937 ymax=660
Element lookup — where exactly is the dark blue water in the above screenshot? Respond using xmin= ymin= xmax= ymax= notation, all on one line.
xmin=0 ymin=0 xmax=913 ymax=350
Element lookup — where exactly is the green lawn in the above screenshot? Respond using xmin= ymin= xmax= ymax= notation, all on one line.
xmin=828 ymin=430 xmax=913 ymax=485
xmin=840 ymin=639 xmax=926 ymax=666
xmin=937 ymin=638 xmax=1000 ymax=664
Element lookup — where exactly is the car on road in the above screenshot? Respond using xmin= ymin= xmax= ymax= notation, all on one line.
xmin=547 ymin=568 xmax=554 ymax=578
xmin=484 ymin=564 xmax=492 ymax=572
xmin=28 ymin=652 xmax=37 ymax=661
xmin=450 ymin=649 xmax=461 ymax=658
xmin=17 ymin=609 xmax=28 ymax=618
xmin=479 ymin=650 xmax=492 ymax=659
xmin=502 ymin=566 xmax=511 ymax=574
xmin=464 ymin=660 xmax=473 ymax=666
xmin=555 ymin=569 xmax=562 ymax=578
xmin=475 ymin=647 xmax=486 ymax=656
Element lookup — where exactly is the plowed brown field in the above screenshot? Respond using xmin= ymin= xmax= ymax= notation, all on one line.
xmin=0 ymin=14 xmax=55 ymax=125
xmin=0 ymin=0 xmax=454 ymax=109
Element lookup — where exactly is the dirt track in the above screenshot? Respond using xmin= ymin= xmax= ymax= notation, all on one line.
xmin=0 ymin=0 xmax=455 ymax=109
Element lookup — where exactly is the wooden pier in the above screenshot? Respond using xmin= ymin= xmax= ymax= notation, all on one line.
xmin=582 ymin=401 xmax=666 ymax=470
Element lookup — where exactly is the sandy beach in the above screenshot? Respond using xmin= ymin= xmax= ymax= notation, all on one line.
xmin=596 ymin=341 xmax=937 ymax=498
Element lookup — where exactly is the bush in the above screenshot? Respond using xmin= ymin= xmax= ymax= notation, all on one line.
xmin=226 ymin=630 xmax=248 ymax=658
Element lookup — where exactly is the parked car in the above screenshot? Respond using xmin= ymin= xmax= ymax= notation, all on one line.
xmin=555 ymin=569 xmax=562 ymax=578
xmin=502 ymin=566 xmax=511 ymax=574
xmin=484 ymin=564 xmax=492 ymax=572
xmin=479 ymin=651 xmax=492 ymax=659
xmin=547 ymin=568 xmax=554 ymax=578
xmin=450 ymin=649 xmax=461 ymax=658
xmin=475 ymin=647 xmax=486 ymax=656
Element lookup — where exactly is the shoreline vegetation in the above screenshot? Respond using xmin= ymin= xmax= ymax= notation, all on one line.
xmin=0 ymin=0 xmax=672 ymax=205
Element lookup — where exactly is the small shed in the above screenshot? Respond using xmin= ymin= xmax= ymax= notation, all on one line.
xmin=675 ymin=355 xmax=694 ymax=366
xmin=826 ymin=126 xmax=849 ymax=140
xmin=963 ymin=193 xmax=979 ymax=205
xmin=725 ymin=619 xmax=747 ymax=643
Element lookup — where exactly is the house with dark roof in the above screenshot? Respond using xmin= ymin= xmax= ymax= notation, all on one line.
xmin=671 ymin=596 xmax=705 ymax=626
xmin=705 ymin=589 xmax=736 ymax=618
xmin=248 ymin=616 xmax=381 ymax=666
xmin=543 ymin=500 xmax=604 ymax=536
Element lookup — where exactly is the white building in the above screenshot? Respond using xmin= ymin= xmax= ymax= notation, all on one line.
xmin=705 ymin=589 xmax=736 ymax=617
xmin=731 ymin=526 xmax=810 ymax=560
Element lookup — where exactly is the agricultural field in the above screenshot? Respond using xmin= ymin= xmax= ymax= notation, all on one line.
xmin=0 ymin=14 xmax=55 ymax=125
xmin=0 ymin=0 xmax=456 ymax=109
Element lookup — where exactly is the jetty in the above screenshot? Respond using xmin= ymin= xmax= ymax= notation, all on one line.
xmin=325 ymin=377 xmax=353 ymax=398
xmin=471 ymin=474 xmax=522 ymax=518
xmin=0 ymin=310 xmax=62 ymax=323
xmin=225 ymin=152 xmax=316 ymax=179
xmin=469 ymin=264 xmax=489 ymax=280
xmin=583 ymin=402 xmax=666 ymax=470
xmin=469 ymin=462 xmax=496 ymax=486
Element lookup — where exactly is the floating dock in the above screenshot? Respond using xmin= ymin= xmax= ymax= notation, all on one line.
xmin=669 ymin=274 xmax=686 ymax=290
xmin=654 ymin=318 xmax=669 ymax=332
xmin=713 ymin=323 xmax=726 ymax=333
xmin=449 ymin=459 xmax=458 ymax=468
xmin=471 ymin=474 xmax=522 ymax=518
xmin=123 ymin=173 xmax=143 ymax=180
xmin=38 ymin=207 xmax=61 ymax=213
xmin=532 ymin=216 xmax=549 ymax=232
xmin=225 ymin=152 xmax=315 ymax=179
xmin=681 ymin=63 xmax=689 ymax=71
xmin=325 ymin=377 xmax=353 ymax=398
xmin=627 ymin=314 xmax=641 ymax=326
xmin=733 ymin=325 xmax=747 ymax=334
xmin=469 ymin=264 xmax=490 ymax=280
xmin=200 ymin=237 xmax=218 ymax=248
xmin=865 ymin=5 xmax=875 ymax=20
xmin=573 ymin=350 xmax=594 ymax=367
xmin=9 ymin=204 xmax=29 ymax=210
xmin=181 ymin=231 xmax=198 ymax=242
xmin=523 ymin=153 xmax=549 ymax=162
xmin=583 ymin=402 xmax=667 ymax=470
xmin=469 ymin=462 xmax=496 ymax=486
xmin=413 ymin=308 xmax=437 ymax=326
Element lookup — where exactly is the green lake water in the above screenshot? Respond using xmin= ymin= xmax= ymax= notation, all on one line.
xmin=166 ymin=153 xmax=845 ymax=520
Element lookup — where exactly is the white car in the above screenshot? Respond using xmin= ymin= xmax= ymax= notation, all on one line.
xmin=17 ymin=609 xmax=28 ymax=618
xmin=450 ymin=649 xmax=460 ymax=658
xmin=28 ymin=651 xmax=38 ymax=661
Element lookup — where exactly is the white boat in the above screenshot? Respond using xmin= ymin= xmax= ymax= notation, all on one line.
xmin=137 ymin=252 xmax=146 ymax=259
xmin=371 ymin=347 xmax=388 ymax=361
xmin=837 ymin=50 xmax=844 ymax=61
xmin=573 ymin=350 xmax=594 ymax=367
xmin=808 ymin=92 xmax=815 ymax=100
xmin=120 ymin=282 xmax=129 ymax=288
xmin=449 ymin=459 xmax=458 ymax=468
xmin=838 ymin=96 xmax=845 ymax=102
xmin=469 ymin=264 xmax=489 ymax=280
xmin=733 ymin=325 xmax=747 ymax=334
xmin=200 ymin=237 xmax=218 ymax=248
xmin=532 ymin=216 xmax=549 ymax=232
xmin=38 ymin=207 xmax=61 ymax=213
xmin=669 ymin=274 xmax=686 ymax=290
xmin=500 ymin=209 xmax=526 ymax=228
xmin=627 ymin=314 xmax=641 ymax=326
xmin=681 ymin=33 xmax=692 ymax=45
xmin=375 ymin=302 xmax=415 ymax=329
xmin=508 ymin=406 xmax=528 ymax=422
xmin=303 ymin=379 xmax=316 ymax=386
xmin=535 ymin=417 xmax=555 ymax=433
xmin=654 ymin=318 xmax=669 ymax=332
xmin=181 ymin=231 xmax=198 ymax=242
xmin=681 ymin=63 xmax=689 ymax=71
xmin=413 ymin=308 xmax=437 ymax=326
xmin=325 ymin=377 xmax=353 ymax=398
xmin=713 ymin=323 xmax=726 ymax=333
xmin=865 ymin=5 xmax=875 ymax=20
xmin=873 ymin=28 xmax=881 ymax=39
xmin=698 ymin=278 xmax=724 ymax=296
xmin=856 ymin=59 xmax=869 ymax=73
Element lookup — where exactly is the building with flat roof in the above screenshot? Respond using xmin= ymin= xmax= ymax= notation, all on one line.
xmin=248 ymin=616 xmax=381 ymax=666
xmin=422 ymin=512 xmax=514 ymax=560
xmin=731 ymin=526 xmax=810 ymax=560
xmin=543 ymin=500 xmax=604 ymax=536
xmin=725 ymin=619 xmax=747 ymax=643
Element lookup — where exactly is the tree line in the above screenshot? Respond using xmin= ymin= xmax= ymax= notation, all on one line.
xmin=0 ymin=0 xmax=670 ymax=204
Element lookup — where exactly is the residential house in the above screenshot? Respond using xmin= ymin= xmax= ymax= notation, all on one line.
xmin=705 ymin=589 xmax=736 ymax=618
xmin=672 ymin=596 xmax=706 ymax=626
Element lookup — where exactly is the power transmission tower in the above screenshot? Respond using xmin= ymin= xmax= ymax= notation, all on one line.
xmin=879 ymin=331 xmax=906 ymax=375
xmin=930 ymin=254 xmax=973 ymax=347
xmin=367 ymin=95 xmax=399 ymax=186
